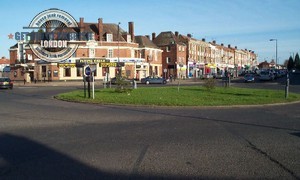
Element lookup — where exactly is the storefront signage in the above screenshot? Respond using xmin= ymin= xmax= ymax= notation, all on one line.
xmin=99 ymin=62 xmax=124 ymax=67
xmin=59 ymin=63 xmax=76 ymax=68
xmin=79 ymin=58 xmax=109 ymax=63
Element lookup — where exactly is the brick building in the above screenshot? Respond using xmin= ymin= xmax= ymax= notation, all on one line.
xmin=0 ymin=57 xmax=10 ymax=77
xmin=9 ymin=18 xmax=162 ymax=82
xmin=152 ymin=31 xmax=187 ymax=79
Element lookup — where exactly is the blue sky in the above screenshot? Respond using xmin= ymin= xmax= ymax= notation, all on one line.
xmin=1 ymin=0 xmax=299 ymax=64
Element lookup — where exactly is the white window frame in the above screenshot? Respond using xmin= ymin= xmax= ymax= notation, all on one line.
xmin=106 ymin=34 xmax=113 ymax=42
xmin=166 ymin=57 xmax=171 ymax=64
xmin=108 ymin=49 xmax=113 ymax=58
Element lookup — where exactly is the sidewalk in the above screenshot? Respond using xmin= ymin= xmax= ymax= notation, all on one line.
xmin=14 ymin=78 xmax=205 ymax=87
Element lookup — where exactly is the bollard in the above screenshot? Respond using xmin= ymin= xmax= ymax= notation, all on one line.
xmin=285 ymin=73 xmax=289 ymax=99
xmin=133 ymin=80 xmax=137 ymax=89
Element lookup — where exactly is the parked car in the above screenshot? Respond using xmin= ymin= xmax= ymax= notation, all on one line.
xmin=141 ymin=76 xmax=167 ymax=84
xmin=0 ymin=77 xmax=13 ymax=89
xmin=243 ymin=74 xmax=255 ymax=82
xmin=259 ymin=71 xmax=274 ymax=81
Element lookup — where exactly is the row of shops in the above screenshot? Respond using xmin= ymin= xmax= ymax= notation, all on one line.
xmin=11 ymin=58 xmax=163 ymax=83
xmin=187 ymin=62 xmax=255 ymax=78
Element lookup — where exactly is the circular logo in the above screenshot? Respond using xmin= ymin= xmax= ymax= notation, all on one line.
xmin=28 ymin=8 xmax=79 ymax=62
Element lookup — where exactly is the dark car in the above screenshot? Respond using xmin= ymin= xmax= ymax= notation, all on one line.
xmin=244 ymin=74 xmax=255 ymax=82
xmin=0 ymin=77 xmax=13 ymax=89
xmin=141 ymin=76 xmax=167 ymax=84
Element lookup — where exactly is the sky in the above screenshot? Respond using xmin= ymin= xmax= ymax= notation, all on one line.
xmin=1 ymin=0 xmax=300 ymax=64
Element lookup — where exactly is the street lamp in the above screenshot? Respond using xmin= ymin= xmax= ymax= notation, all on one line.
xmin=116 ymin=22 xmax=121 ymax=77
xmin=269 ymin=39 xmax=277 ymax=67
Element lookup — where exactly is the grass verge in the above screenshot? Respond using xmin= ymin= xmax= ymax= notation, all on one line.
xmin=55 ymin=86 xmax=300 ymax=106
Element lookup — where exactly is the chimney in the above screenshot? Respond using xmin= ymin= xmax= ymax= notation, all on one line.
xmin=221 ymin=43 xmax=224 ymax=46
xmin=79 ymin=18 xmax=84 ymax=40
xmin=152 ymin=32 xmax=156 ymax=40
xmin=213 ymin=40 xmax=216 ymax=44
xmin=79 ymin=17 xmax=84 ymax=29
xmin=228 ymin=44 xmax=231 ymax=48
xmin=145 ymin=35 xmax=150 ymax=39
xmin=98 ymin=18 xmax=103 ymax=41
xmin=235 ymin=46 xmax=237 ymax=49
xmin=187 ymin=34 xmax=192 ymax=38
xmin=202 ymin=38 xmax=205 ymax=42
xmin=128 ymin=22 xmax=134 ymax=42
xmin=175 ymin=31 xmax=179 ymax=37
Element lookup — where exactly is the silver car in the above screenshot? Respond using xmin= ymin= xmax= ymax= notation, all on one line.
xmin=259 ymin=71 xmax=274 ymax=81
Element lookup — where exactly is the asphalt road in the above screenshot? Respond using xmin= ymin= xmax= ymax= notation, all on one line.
xmin=0 ymin=82 xmax=300 ymax=179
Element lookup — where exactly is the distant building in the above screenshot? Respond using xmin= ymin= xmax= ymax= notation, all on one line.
xmin=0 ymin=56 xmax=10 ymax=77
xmin=152 ymin=31 xmax=187 ymax=79
xmin=258 ymin=61 xmax=270 ymax=69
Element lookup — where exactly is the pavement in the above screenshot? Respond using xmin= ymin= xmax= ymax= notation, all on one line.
xmin=13 ymin=78 xmax=205 ymax=87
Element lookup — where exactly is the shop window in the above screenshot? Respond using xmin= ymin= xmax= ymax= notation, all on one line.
xmin=64 ymin=68 xmax=71 ymax=77
xmin=42 ymin=66 xmax=47 ymax=77
xmin=77 ymin=67 xmax=83 ymax=77
xmin=53 ymin=70 xmax=58 ymax=77
xmin=102 ymin=67 xmax=109 ymax=76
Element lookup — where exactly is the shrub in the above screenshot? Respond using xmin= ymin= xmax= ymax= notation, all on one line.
xmin=203 ymin=78 xmax=216 ymax=91
xmin=115 ymin=76 xmax=132 ymax=93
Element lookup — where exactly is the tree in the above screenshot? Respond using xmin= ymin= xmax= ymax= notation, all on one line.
xmin=287 ymin=56 xmax=294 ymax=71
xmin=294 ymin=53 xmax=300 ymax=70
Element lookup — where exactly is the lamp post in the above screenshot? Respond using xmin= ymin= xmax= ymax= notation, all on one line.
xmin=117 ymin=22 xmax=121 ymax=77
xmin=270 ymin=39 xmax=277 ymax=68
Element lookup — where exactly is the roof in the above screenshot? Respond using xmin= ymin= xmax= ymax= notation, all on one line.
xmin=78 ymin=22 xmax=127 ymax=41
xmin=152 ymin=31 xmax=185 ymax=46
xmin=0 ymin=57 xmax=9 ymax=64
xmin=134 ymin=36 xmax=159 ymax=49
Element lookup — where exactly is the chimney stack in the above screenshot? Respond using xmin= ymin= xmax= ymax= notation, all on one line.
xmin=202 ymin=38 xmax=206 ymax=42
xmin=212 ymin=40 xmax=216 ymax=44
xmin=98 ymin=18 xmax=103 ymax=41
xmin=187 ymin=34 xmax=192 ymax=38
xmin=79 ymin=17 xmax=84 ymax=40
xmin=228 ymin=44 xmax=231 ymax=48
xmin=235 ymin=46 xmax=237 ymax=49
xmin=221 ymin=43 xmax=224 ymax=46
xmin=175 ymin=31 xmax=179 ymax=37
xmin=128 ymin=22 xmax=134 ymax=42
xmin=152 ymin=32 xmax=156 ymax=40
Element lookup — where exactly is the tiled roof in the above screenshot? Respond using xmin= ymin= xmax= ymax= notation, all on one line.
xmin=135 ymin=36 xmax=159 ymax=49
xmin=153 ymin=31 xmax=185 ymax=46
xmin=0 ymin=57 xmax=9 ymax=64
xmin=79 ymin=22 xmax=127 ymax=41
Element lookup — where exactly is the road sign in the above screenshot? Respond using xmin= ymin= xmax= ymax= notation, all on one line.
xmin=85 ymin=66 xmax=91 ymax=76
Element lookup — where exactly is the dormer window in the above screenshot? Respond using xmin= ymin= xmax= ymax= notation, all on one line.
xmin=69 ymin=32 xmax=77 ymax=41
xmin=127 ymin=35 xmax=131 ymax=43
xmin=106 ymin=33 xmax=113 ymax=42
xmin=88 ymin=32 xmax=95 ymax=41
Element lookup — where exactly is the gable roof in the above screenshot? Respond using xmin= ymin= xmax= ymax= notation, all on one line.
xmin=152 ymin=31 xmax=185 ymax=46
xmin=135 ymin=36 xmax=159 ymax=49
xmin=78 ymin=22 xmax=127 ymax=41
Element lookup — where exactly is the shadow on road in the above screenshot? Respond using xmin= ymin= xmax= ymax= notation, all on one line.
xmin=0 ymin=133 xmax=223 ymax=180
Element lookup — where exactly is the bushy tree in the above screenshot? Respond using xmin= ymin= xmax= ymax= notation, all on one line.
xmin=294 ymin=53 xmax=300 ymax=70
xmin=287 ymin=56 xmax=294 ymax=71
